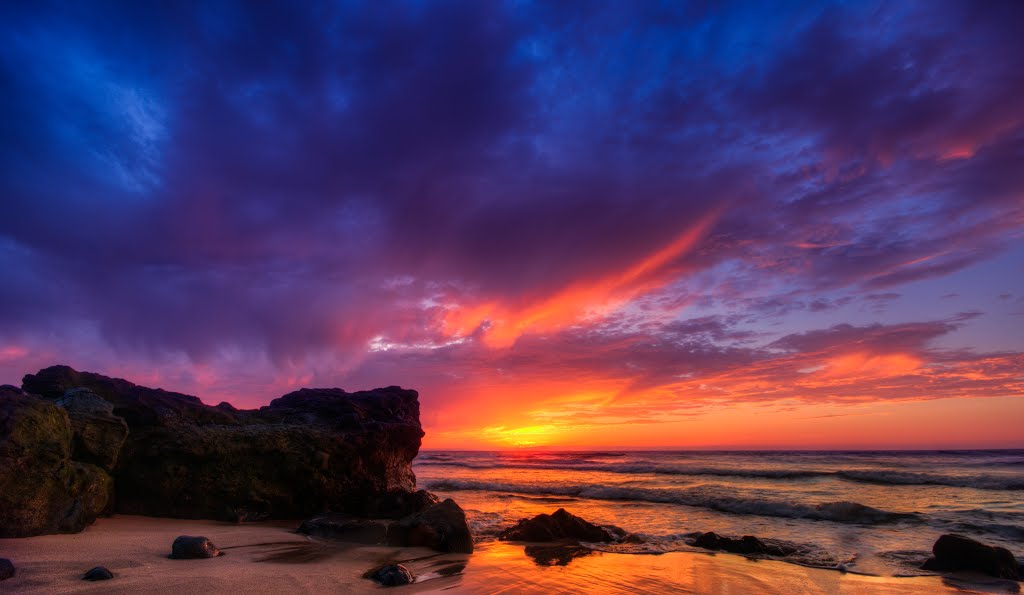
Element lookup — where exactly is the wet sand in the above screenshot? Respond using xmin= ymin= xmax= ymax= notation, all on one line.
xmin=0 ymin=516 xmax=1016 ymax=594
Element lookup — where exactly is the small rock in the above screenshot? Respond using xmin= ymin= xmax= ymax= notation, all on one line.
xmin=82 ymin=566 xmax=114 ymax=581
xmin=921 ymin=534 xmax=1020 ymax=580
xmin=498 ymin=508 xmax=618 ymax=543
xmin=367 ymin=563 xmax=414 ymax=586
xmin=169 ymin=535 xmax=220 ymax=559
xmin=692 ymin=532 xmax=796 ymax=556
xmin=0 ymin=558 xmax=14 ymax=581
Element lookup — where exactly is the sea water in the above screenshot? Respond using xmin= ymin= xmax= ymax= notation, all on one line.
xmin=415 ymin=450 xmax=1024 ymax=576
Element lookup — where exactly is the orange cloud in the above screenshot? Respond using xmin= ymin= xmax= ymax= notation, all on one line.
xmin=442 ymin=210 xmax=720 ymax=348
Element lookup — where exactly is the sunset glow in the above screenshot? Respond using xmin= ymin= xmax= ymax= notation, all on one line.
xmin=1 ymin=1 xmax=1022 ymax=450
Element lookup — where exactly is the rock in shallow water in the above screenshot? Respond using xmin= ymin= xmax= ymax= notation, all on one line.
xmin=82 ymin=566 xmax=114 ymax=581
xmin=367 ymin=563 xmax=415 ymax=586
xmin=921 ymin=534 xmax=1020 ymax=580
xmin=498 ymin=508 xmax=619 ymax=543
xmin=0 ymin=558 xmax=14 ymax=581
xmin=169 ymin=535 xmax=221 ymax=559
xmin=692 ymin=532 xmax=797 ymax=557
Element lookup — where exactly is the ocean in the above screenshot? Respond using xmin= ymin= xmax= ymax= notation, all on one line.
xmin=415 ymin=450 xmax=1024 ymax=577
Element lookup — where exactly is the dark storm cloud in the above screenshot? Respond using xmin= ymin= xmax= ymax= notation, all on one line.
xmin=0 ymin=0 xmax=1021 ymax=414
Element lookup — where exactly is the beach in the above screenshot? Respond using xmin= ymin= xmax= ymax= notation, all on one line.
xmin=0 ymin=515 xmax=1017 ymax=594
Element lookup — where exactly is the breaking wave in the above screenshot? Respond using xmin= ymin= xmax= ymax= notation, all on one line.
xmin=416 ymin=460 xmax=1024 ymax=490
xmin=424 ymin=479 xmax=919 ymax=525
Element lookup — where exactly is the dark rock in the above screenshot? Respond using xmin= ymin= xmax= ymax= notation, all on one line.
xmin=299 ymin=498 xmax=474 ymax=554
xmin=55 ymin=389 xmax=129 ymax=470
xmin=921 ymin=534 xmax=1020 ymax=580
xmin=169 ymin=535 xmax=221 ymax=559
xmin=297 ymin=514 xmax=392 ymax=544
xmin=366 ymin=563 xmax=414 ymax=586
xmin=498 ymin=508 xmax=618 ymax=543
xmin=82 ymin=566 xmax=114 ymax=581
xmin=22 ymin=365 xmax=425 ymax=521
xmin=692 ymin=532 xmax=797 ymax=557
xmin=392 ymin=498 xmax=474 ymax=553
xmin=0 ymin=558 xmax=14 ymax=581
xmin=524 ymin=544 xmax=593 ymax=566
xmin=0 ymin=386 xmax=112 ymax=537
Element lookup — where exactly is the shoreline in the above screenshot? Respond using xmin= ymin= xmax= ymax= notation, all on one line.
xmin=2 ymin=515 xmax=1018 ymax=594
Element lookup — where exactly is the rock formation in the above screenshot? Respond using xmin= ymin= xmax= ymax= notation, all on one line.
xmin=498 ymin=508 xmax=620 ymax=543
xmin=921 ymin=534 xmax=1021 ymax=580
xmin=0 ymin=385 xmax=112 ymax=537
xmin=0 ymin=364 xmax=428 ymax=536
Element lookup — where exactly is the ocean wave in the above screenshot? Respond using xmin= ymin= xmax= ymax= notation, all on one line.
xmin=836 ymin=470 xmax=1024 ymax=490
xmin=416 ymin=460 xmax=828 ymax=478
xmin=416 ymin=459 xmax=1024 ymax=490
xmin=424 ymin=479 xmax=919 ymax=525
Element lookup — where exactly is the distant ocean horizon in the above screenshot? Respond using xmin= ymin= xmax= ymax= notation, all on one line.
xmin=414 ymin=449 xmax=1024 ymax=577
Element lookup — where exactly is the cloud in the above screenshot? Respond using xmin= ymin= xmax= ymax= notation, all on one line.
xmin=0 ymin=1 xmax=1021 ymax=446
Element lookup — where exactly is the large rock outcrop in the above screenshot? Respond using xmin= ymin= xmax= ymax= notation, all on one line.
xmin=11 ymin=365 xmax=425 ymax=525
xmin=0 ymin=386 xmax=112 ymax=537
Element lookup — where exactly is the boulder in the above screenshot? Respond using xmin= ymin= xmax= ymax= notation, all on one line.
xmin=0 ymin=386 xmax=112 ymax=537
xmin=921 ymin=534 xmax=1020 ymax=580
xmin=82 ymin=566 xmax=114 ymax=581
xmin=392 ymin=498 xmax=474 ymax=553
xmin=498 ymin=508 xmax=618 ymax=543
xmin=692 ymin=532 xmax=797 ymax=557
xmin=55 ymin=388 xmax=129 ymax=470
xmin=0 ymin=558 xmax=14 ymax=581
xmin=169 ymin=535 xmax=220 ymax=559
xmin=22 ymin=365 xmax=425 ymax=521
xmin=366 ymin=563 xmax=414 ymax=586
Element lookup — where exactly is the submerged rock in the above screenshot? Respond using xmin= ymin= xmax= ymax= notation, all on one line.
xmin=82 ymin=566 xmax=114 ymax=581
xmin=692 ymin=532 xmax=797 ymax=557
xmin=498 ymin=508 xmax=618 ymax=543
xmin=366 ymin=563 xmax=415 ymax=586
xmin=921 ymin=534 xmax=1020 ymax=580
xmin=392 ymin=498 xmax=474 ymax=553
xmin=21 ymin=365 xmax=425 ymax=522
xmin=169 ymin=535 xmax=221 ymax=559
xmin=0 ymin=386 xmax=112 ymax=537
xmin=0 ymin=558 xmax=14 ymax=581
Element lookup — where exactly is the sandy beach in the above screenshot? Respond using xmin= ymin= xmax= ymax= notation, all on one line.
xmin=1 ymin=515 xmax=1017 ymax=594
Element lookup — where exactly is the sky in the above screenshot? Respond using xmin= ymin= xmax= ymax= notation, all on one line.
xmin=1 ymin=1 xmax=1022 ymax=449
